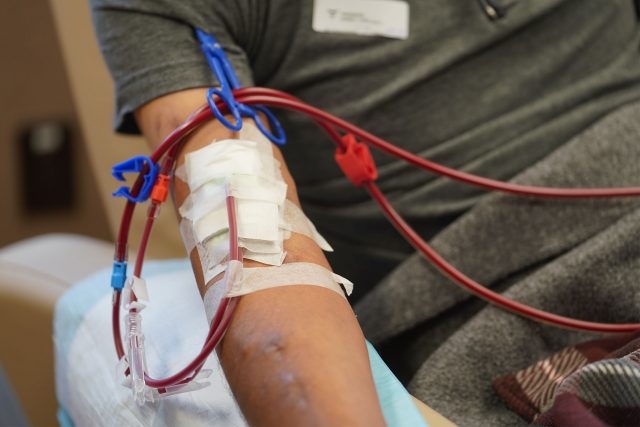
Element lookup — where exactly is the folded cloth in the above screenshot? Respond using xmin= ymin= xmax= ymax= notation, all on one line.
xmin=494 ymin=332 xmax=640 ymax=426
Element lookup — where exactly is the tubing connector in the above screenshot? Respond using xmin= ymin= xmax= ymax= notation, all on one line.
xmin=111 ymin=261 xmax=127 ymax=290
xmin=335 ymin=133 xmax=378 ymax=186
xmin=118 ymin=298 xmax=212 ymax=403
xmin=151 ymin=174 xmax=171 ymax=204
xmin=156 ymin=370 xmax=212 ymax=397
xmin=126 ymin=302 xmax=154 ymax=405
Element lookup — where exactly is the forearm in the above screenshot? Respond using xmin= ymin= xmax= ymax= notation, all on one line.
xmin=136 ymin=89 xmax=385 ymax=427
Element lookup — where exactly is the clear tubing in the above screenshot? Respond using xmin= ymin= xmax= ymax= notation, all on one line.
xmin=113 ymin=174 xmax=241 ymax=389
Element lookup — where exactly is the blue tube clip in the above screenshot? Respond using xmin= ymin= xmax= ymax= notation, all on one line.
xmin=112 ymin=156 xmax=159 ymax=203
xmin=195 ymin=28 xmax=286 ymax=146
xmin=111 ymin=261 xmax=127 ymax=290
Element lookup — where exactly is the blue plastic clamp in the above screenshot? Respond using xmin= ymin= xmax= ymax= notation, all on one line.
xmin=112 ymin=156 xmax=159 ymax=203
xmin=111 ymin=261 xmax=127 ymax=290
xmin=196 ymin=29 xmax=243 ymax=131
xmin=195 ymin=28 xmax=287 ymax=146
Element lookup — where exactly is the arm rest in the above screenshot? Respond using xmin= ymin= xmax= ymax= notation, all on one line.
xmin=0 ymin=233 xmax=113 ymax=426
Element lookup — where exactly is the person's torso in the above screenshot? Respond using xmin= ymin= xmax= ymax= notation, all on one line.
xmin=221 ymin=0 xmax=640 ymax=293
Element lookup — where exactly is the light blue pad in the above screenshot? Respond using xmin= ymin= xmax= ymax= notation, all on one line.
xmin=54 ymin=260 xmax=428 ymax=427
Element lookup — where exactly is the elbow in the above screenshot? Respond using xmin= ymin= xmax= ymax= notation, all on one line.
xmin=219 ymin=322 xmax=310 ymax=409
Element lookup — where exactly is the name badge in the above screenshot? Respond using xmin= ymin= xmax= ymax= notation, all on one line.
xmin=313 ymin=0 xmax=410 ymax=40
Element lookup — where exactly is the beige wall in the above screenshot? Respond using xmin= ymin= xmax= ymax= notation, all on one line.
xmin=49 ymin=0 xmax=184 ymax=259
xmin=0 ymin=2 xmax=184 ymax=425
xmin=0 ymin=0 xmax=110 ymax=245
xmin=0 ymin=0 xmax=184 ymax=258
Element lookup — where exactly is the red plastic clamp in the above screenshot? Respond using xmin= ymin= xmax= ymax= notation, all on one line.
xmin=150 ymin=174 xmax=171 ymax=204
xmin=334 ymin=134 xmax=378 ymax=187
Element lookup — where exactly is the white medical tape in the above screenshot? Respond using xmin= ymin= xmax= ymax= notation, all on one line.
xmin=199 ymin=234 xmax=230 ymax=284
xmin=227 ymin=263 xmax=353 ymax=297
xmin=179 ymin=218 xmax=197 ymax=255
xmin=239 ymin=121 xmax=276 ymax=153
xmin=131 ymin=276 xmax=150 ymax=301
xmin=178 ymin=194 xmax=193 ymax=219
xmin=204 ymin=233 xmax=230 ymax=260
xmin=120 ymin=277 xmax=150 ymax=309
xmin=203 ymin=260 xmax=242 ymax=323
xmin=174 ymin=122 xmax=274 ymax=186
xmin=203 ymin=262 xmax=227 ymax=287
xmin=180 ymin=218 xmax=229 ymax=285
xmin=184 ymin=200 xmax=331 ymax=260
xmin=178 ymin=181 xmax=226 ymax=221
xmin=187 ymin=153 xmax=281 ymax=194
xmin=180 ymin=175 xmax=286 ymax=220
xmin=179 ymin=140 xmax=285 ymax=247
xmin=185 ymin=140 xmax=282 ymax=192
xmin=237 ymin=199 xmax=281 ymax=241
xmin=121 ymin=277 xmax=134 ymax=308
xmin=196 ymin=222 xmax=285 ymax=266
xmin=243 ymin=249 xmax=287 ymax=266
xmin=174 ymin=164 xmax=187 ymax=183
xmin=281 ymin=200 xmax=333 ymax=251
xmin=192 ymin=207 xmax=230 ymax=243
xmin=202 ymin=261 xmax=353 ymax=323
xmin=228 ymin=174 xmax=287 ymax=204
xmin=192 ymin=200 xmax=282 ymax=246
xmin=194 ymin=228 xmax=287 ymax=275
xmin=240 ymin=236 xmax=282 ymax=254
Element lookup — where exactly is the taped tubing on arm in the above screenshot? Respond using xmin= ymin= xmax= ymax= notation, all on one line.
xmin=113 ymin=87 xmax=640 ymax=391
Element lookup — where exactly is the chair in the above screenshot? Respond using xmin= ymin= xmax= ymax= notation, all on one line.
xmin=48 ymin=0 xmax=184 ymax=260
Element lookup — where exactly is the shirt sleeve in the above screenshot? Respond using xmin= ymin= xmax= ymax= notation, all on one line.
xmin=91 ymin=0 xmax=256 ymax=134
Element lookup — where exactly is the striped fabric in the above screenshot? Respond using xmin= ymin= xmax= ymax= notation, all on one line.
xmin=515 ymin=347 xmax=588 ymax=413
xmin=494 ymin=332 xmax=640 ymax=426
xmin=558 ymin=356 xmax=640 ymax=408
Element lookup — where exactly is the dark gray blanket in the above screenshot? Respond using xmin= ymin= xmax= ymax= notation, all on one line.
xmin=355 ymin=100 xmax=640 ymax=426
xmin=92 ymin=0 xmax=640 ymax=301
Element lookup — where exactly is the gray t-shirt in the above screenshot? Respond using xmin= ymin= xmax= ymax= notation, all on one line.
xmin=92 ymin=0 xmax=640 ymax=298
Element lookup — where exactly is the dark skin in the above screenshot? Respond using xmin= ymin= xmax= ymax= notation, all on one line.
xmin=136 ymin=88 xmax=386 ymax=427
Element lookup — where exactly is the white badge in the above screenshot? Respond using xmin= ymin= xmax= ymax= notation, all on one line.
xmin=313 ymin=0 xmax=410 ymax=40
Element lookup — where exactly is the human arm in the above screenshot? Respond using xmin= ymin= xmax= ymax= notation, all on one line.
xmin=135 ymin=88 xmax=386 ymax=427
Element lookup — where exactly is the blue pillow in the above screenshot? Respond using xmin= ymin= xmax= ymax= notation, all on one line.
xmin=55 ymin=260 xmax=428 ymax=427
